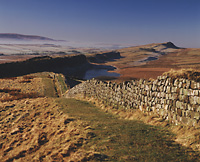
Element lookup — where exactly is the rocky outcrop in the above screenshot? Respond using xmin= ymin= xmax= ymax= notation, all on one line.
xmin=66 ymin=75 xmax=200 ymax=127
xmin=87 ymin=51 xmax=122 ymax=63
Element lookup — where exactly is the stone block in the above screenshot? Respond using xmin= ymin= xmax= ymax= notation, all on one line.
xmin=187 ymin=104 xmax=193 ymax=111
xmin=174 ymin=79 xmax=179 ymax=87
xmin=183 ymin=89 xmax=189 ymax=96
xmin=196 ymin=97 xmax=200 ymax=104
xmin=179 ymin=88 xmax=184 ymax=95
xmin=191 ymin=81 xmax=197 ymax=89
xmin=166 ymin=86 xmax=171 ymax=94
xmin=168 ymin=94 xmax=173 ymax=100
xmin=171 ymin=86 xmax=177 ymax=93
xmin=172 ymin=93 xmax=178 ymax=100
xmin=166 ymin=94 xmax=169 ymax=99
xmin=178 ymin=95 xmax=184 ymax=101
xmin=197 ymin=83 xmax=200 ymax=89
xmin=178 ymin=82 xmax=183 ymax=88
xmin=163 ymin=86 xmax=167 ymax=92
xmin=164 ymin=105 xmax=168 ymax=110
xmin=189 ymin=96 xmax=197 ymax=105
xmin=186 ymin=80 xmax=191 ymax=88
xmin=194 ymin=112 xmax=200 ymax=120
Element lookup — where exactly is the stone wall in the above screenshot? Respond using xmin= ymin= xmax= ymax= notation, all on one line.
xmin=66 ymin=76 xmax=200 ymax=127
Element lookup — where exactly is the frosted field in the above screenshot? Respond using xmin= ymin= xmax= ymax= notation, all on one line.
xmin=0 ymin=40 xmax=127 ymax=55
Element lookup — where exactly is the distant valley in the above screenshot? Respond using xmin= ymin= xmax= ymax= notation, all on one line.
xmin=0 ymin=40 xmax=200 ymax=83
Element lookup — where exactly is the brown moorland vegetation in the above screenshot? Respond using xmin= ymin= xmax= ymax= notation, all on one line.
xmin=1 ymin=42 xmax=200 ymax=161
xmin=0 ymin=73 xmax=105 ymax=161
xmin=103 ymin=43 xmax=200 ymax=81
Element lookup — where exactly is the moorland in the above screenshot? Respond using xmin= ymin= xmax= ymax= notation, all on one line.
xmin=0 ymin=41 xmax=200 ymax=161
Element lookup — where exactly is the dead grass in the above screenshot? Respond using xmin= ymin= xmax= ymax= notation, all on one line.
xmin=0 ymin=97 xmax=103 ymax=161
xmin=163 ymin=69 xmax=200 ymax=81
xmin=0 ymin=90 xmax=41 ymax=102
xmin=0 ymin=74 xmax=105 ymax=161
xmin=19 ymin=75 xmax=35 ymax=83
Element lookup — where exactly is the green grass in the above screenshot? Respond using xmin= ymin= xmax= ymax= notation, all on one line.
xmin=42 ymin=77 xmax=58 ymax=97
xmin=56 ymin=74 xmax=68 ymax=93
xmin=56 ymin=98 xmax=200 ymax=162
xmin=34 ymin=72 xmax=58 ymax=97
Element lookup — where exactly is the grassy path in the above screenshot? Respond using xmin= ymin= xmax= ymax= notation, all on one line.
xmin=56 ymin=98 xmax=200 ymax=162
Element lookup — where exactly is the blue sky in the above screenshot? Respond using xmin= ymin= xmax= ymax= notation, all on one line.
xmin=0 ymin=0 xmax=200 ymax=47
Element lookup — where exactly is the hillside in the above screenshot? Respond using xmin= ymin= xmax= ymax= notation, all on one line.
xmin=1 ymin=72 xmax=200 ymax=161
xmin=0 ymin=33 xmax=56 ymax=41
xmin=102 ymin=42 xmax=200 ymax=81
xmin=0 ymin=54 xmax=90 ymax=78
xmin=0 ymin=72 xmax=108 ymax=161
xmin=0 ymin=44 xmax=200 ymax=160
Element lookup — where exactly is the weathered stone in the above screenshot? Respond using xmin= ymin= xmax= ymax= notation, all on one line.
xmin=180 ymin=88 xmax=184 ymax=95
xmin=177 ymin=108 xmax=182 ymax=116
xmin=196 ymin=97 xmax=200 ymax=104
xmin=171 ymin=86 xmax=177 ymax=93
xmin=67 ymin=76 xmax=200 ymax=127
xmin=174 ymin=79 xmax=179 ymax=87
xmin=166 ymin=86 xmax=171 ymax=94
xmin=186 ymin=80 xmax=191 ymax=88
xmin=178 ymin=82 xmax=183 ymax=88
xmin=196 ymin=82 xmax=200 ymax=88
xmin=197 ymin=106 xmax=200 ymax=112
xmin=194 ymin=112 xmax=200 ymax=120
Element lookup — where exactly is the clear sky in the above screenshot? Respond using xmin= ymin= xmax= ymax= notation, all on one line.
xmin=0 ymin=0 xmax=200 ymax=48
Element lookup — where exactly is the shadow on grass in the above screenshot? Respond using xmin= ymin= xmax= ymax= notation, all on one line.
xmin=56 ymin=98 xmax=200 ymax=162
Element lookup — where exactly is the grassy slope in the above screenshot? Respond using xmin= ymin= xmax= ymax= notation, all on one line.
xmin=1 ymin=71 xmax=200 ymax=161
xmin=0 ymin=73 xmax=104 ymax=161
xmin=57 ymin=98 xmax=200 ymax=162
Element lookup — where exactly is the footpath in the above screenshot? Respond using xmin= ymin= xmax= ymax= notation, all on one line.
xmin=57 ymin=98 xmax=200 ymax=162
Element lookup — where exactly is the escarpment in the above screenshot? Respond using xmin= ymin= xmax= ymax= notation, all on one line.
xmin=0 ymin=54 xmax=89 ymax=78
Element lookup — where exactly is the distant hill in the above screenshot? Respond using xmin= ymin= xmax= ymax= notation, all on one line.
xmin=0 ymin=33 xmax=60 ymax=41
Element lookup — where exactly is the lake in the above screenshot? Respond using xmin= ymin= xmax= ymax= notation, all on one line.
xmin=83 ymin=69 xmax=120 ymax=80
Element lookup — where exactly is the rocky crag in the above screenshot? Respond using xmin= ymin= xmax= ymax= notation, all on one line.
xmin=0 ymin=55 xmax=89 ymax=78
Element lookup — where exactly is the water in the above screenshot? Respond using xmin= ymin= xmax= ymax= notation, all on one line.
xmin=83 ymin=69 xmax=120 ymax=80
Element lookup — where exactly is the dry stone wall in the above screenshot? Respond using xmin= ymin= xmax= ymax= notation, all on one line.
xmin=66 ymin=76 xmax=200 ymax=127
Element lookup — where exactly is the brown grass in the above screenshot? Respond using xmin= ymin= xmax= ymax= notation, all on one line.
xmin=0 ymin=89 xmax=41 ymax=102
xmin=19 ymin=75 xmax=35 ymax=83
xmin=163 ymin=69 xmax=200 ymax=81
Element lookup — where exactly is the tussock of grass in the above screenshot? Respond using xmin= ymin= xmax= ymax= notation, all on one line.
xmin=19 ymin=75 xmax=35 ymax=83
xmin=0 ymin=87 xmax=41 ymax=102
xmin=163 ymin=69 xmax=200 ymax=81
